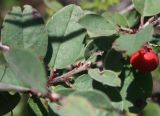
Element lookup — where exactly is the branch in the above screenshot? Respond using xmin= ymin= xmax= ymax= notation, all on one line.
xmin=140 ymin=16 xmax=144 ymax=28
xmin=117 ymin=26 xmax=135 ymax=34
xmin=148 ymin=43 xmax=160 ymax=48
xmin=140 ymin=16 xmax=155 ymax=30
xmin=48 ymin=62 xmax=91 ymax=85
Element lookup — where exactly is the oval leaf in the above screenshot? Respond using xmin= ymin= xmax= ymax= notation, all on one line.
xmin=115 ymin=25 xmax=153 ymax=55
xmin=141 ymin=102 xmax=160 ymax=116
xmin=1 ymin=5 xmax=48 ymax=58
xmin=71 ymin=90 xmax=113 ymax=109
xmin=54 ymin=88 xmax=75 ymax=96
xmin=28 ymin=96 xmax=48 ymax=116
xmin=88 ymin=69 xmax=121 ymax=87
xmin=120 ymin=69 xmax=153 ymax=112
xmin=47 ymin=4 xmax=86 ymax=69
xmin=60 ymin=96 xmax=96 ymax=116
xmin=133 ymin=0 xmax=160 ymax=16
xmin=74 ymin=74 xmax=93 ymax=90
xmin=3 ymin=48 xmax=47 ymax=94
xmin=79 ymin=14 xmax=116 ymax=37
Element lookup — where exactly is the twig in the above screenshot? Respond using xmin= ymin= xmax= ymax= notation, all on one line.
xmin=148 ymin=43 xmax=160 ymax=48
xmin=139 ymin=16 xmax=144 ymax=29
xmin=45 ymin=92 xmax=62 ymax=102
xmin=48 ymin=62 xmax=91 ymax=85
xmin=48 ymin=51 xmax=105 ymax=85
xmin=140 ymin=16 xmax=155 ymax=29
xmin=118 ymin=26 xmax=135 ymax=34
xmin=47 ymin=51 xmax=104 ymax=86
xmin=120 ymin=4 xmax=134 ymax=14
xmin=65 ymin=80 xmax=75 ymax=88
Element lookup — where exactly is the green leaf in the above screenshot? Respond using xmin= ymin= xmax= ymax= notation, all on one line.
xmin=105 ymin=49 xmax=123 ymax=73
xmin=0 ymin=66 xmax=22 ymax=86
xmin=123 ymin=10 xmax=139 ymax=28
xmin=88 ymin=69 xmax=121 ymax=87
xmin=74 ymin=74 xmax=93 ymax=90
xmin=54 ymin=88 xmax=75 ymax=96
xmin=103 ymin=11 xmax=139 ymax=28
xmin=95 ymin=108 xmax=120 ymax=116
xmin=60 ymin=96 xmax=96 ymax=116
xmin=115 ymin=25 xmax=153 ymax=55
xmin=84 ymin=36 xmax=116 ymax=61
xmin=0 ymin=52 xmax=6 ymax=65
xmin=11 ymin=94 xmax=29 ymax=116
xmin=84 ymin=39 xmax=104 ymax=62
xmin=0 ymin=92 xmax=20 ymax=115
xmin=79 ymin=14 xmax=117 ymax=37
xmin=133 ymin=0 xmax=160 ymax=16
xmin=111 ymin=13 xmax=129 ymax=27
xmin=71 ymin=90 xmax=112 ymax=109
xmin=1 ymin=5 xmax=48 ymax=58
xmin=47 ymin=4 xmax=86 ymax=69
xmin=51 ymin=85 xmax=75 ymax=96
xmin=84 ymin=40 xmax=98 ymax=60
xmin=49 ymin=103 xmax=60 ymax=116
xmin=92 ymin=81 xmax=123 ymax=111
xmin=141 ymin=102 xmax=160 ymax=116
xmin=91 ymin=36 xmax=116 ymax=50
xmin=120 ymin=69 xmax=153 ymax=113
xmin=96 ymin=109 xmax=108 ymax=116
xmin=3 ymin=48 xmax=47 ymax=94
xmin=103 ymin=13 xmax=129 ymax=27
xmin=28 ymin=96 xmax=48 ymax=116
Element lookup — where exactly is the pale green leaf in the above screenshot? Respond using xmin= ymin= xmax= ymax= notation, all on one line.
xmin=133 ymin=0 xmax=160 ymax=16
xmin=47 ymin=4 xmax=86 ymax=69
xmin=74 ymin=74 xmax=93 ymax=90
xmin=88 ymin=69 xmax=121 ymax=87
xmin=115 ymin=25 xmax=153 ymax=55
xmin=60 ymin=96 xmax=96 ymax=116
xmin=79 ymin=14 xmax=116 ymax=37
xmin=3 ymin=48 xmax=47 ymax=94
xmin=1 ymin=5 xmax=48 ymax=58
xmin=71 ymin=90 xmax=113 ymax=109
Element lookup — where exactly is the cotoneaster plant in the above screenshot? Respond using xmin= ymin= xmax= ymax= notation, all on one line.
xmin=1 ymin=1 xmax=160 ymax=115
xmin=130 ymin=46 xmax=159 ymax=72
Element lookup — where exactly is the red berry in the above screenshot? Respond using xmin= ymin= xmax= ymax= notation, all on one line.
xmin=130 ymin=48 xmax=159 ymax=72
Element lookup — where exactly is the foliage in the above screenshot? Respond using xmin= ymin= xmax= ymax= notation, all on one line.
xmin=44 ymin=0 xmax=119 ymax=12
xmin=80 ymin=0 xmax=119 ymax=11
xmin=0 ymin=1 xmax=160 ymax=116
